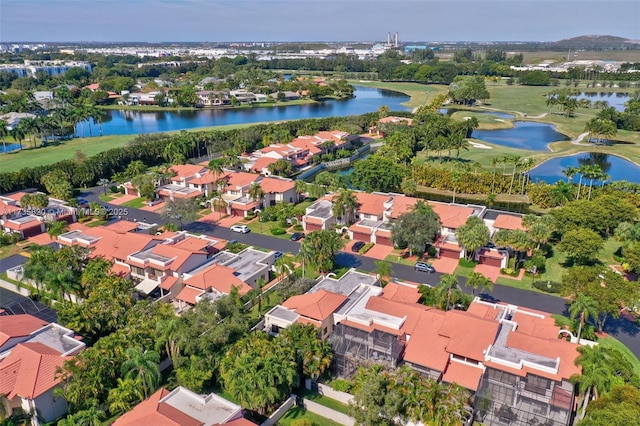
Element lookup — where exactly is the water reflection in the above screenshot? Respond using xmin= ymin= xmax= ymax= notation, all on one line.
xmin=529 ymin=153 xmax=640 ymax=184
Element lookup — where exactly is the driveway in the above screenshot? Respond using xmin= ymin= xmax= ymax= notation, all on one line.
xmin=474 ymin=264 xmax=502 ymax=282
xmin=431 ymin=257 xmax=459 ymax=275
xmin=342 ymin=241 xmax=393 ymax=260
xmin=108 ymin=194 xmax=137 ymax=205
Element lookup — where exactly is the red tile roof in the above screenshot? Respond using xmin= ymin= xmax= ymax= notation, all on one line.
xmin=110 ymin=263 xmax=131 ymax=277
xmin=103 ymin=220 xmax=139 ymax=234
xmin=283 ymin=290 xmax=348 ymax=322
xmin=430 ymin=203 xmax=474 ymax=229
xmin=225 ymin=172 xmax=260 ymax=189
xmin=169 ymin=165 xmax=208 ymax=181
xmin=260 ymin=177 xmax=295 ymax=194
xmin=4 ymin=217 xmax=43 ymax=231
xmin=176 ymin=286 xmax=204 ymax=305
xmin=493 ymin=214 xmax=525 ymax=231
xmin=439 ymin=310 xmax=500 ymax=361
xmin=403 ymin=310 xmax=449 ymax=370
xmin=250 ymin=157 xmax=278 ymax=173
xmin=442 ymin=361 xmax=484 ymax=391
xmin=182 ymin=264 xmax=251 ymax=296
xmin=113 ymin=388 xmax=203 ymax=426
xmin=0 ymin=314 xmax=48 ymax=349
xmin=380 ymin=282 xmax=422 ymax=304
xmin=353 ymin=192 xmax=390 ymax=216
xmin=0 ymin=342 xmax=69 ymax=399
xmin=159 ymin=275 xmax=179 ymax=291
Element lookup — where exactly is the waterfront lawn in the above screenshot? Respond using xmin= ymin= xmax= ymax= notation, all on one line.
xmin=449 ymin=110 xmax=515 ymax=130
xmin=276 ymin=407 xmax=344 ymax=426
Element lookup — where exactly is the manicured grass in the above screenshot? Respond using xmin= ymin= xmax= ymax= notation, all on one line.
xmin=276 ymin=406 xmax=344 ymax=426
xmin=598 ymin=335 xmax=640 ymax=377
xmin=495 ymin=275 xmax=552 ymax=295
xmin=449 ymin=110 xmax=515 ymax=130
xmin=454 ymin=264 xmax=476 ymax=278
xmin=0 ymin=122 xmax=270 ymax=173
xmin=384 ymin=251 xmax=420 ymax=267
xmin=120 ymin=197 xmax=147 ymax=208
xmin=299 ymin=389 xmax=350 ymax=414
xmin=0 ymin=242 xmax=32 ymax=260
xmin=347 ymin=80 xmax=448 ymax=109
xmin=99 ymin=193 xmax=120 ymax=202
xmin=246 ymin=219 xmax=293 ymax=240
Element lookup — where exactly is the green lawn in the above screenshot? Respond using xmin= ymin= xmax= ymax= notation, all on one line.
xmin=99 ymin=193 xmax=120 ymax=202
xmin=598 ymin=335 xmax=640 ymax=377
xmin=120 ymin=197 xmax=147 ymax=208
xmin=276 ymin=407 xmax=344 ymax=426
xmin=85 ymin=220 xmax=108 ymax=227
xmin=299 ymin=389 xmax=350 ymax=415
xmin=246 ymin=219 xmax=293 ymax=240
xmin=454 ymin=264 xmax=476 ymax=278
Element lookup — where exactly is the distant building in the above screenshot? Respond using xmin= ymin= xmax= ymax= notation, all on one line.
xmin=0 ymin=60 xmax=92 ymax=78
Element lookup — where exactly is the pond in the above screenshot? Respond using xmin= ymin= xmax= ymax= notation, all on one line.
xmin=576 ymin=92 xmax=630 ymax=111
xmin=471 ymin=121 xmax=568 ymax=151
xmin=528 ymin=152 xmax=640 ymax=184
xmin=79 ymin=86 xmax=410 ymax=136
xmin=0 ymin=143 xmax=22 ymax=154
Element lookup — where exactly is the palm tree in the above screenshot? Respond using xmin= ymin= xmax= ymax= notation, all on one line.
xmin=120 ymin=348 xmax=161 ymax=398
xmin=466 ymin=272 xmax=493 ymax=296
xmin=155 ymin=318 xmax=180 ymax=361
xmin=9 ymin=125 xmax=25 ymax=150
xmin=107 ymin=377 xmax=145 ymax=414
xmin=331 ymin=189 xmax=358 ymax=225
xmin=569 ymin=295 xmax=599 ymax=342
xmin=46 ymin=220 xmax=69 ymax=241
xmin=295 ymin=179 xmax=308 ymax=200
xmin=274 ymin=254 xmax=295 ymax=284
xmin=374 ymin=260 xmax=393 ymax=285
xmin=0 ymin=119 xmax=8 ymax=153
xmin=583 ymin=164 xmax=603 ymax=200
xmin=97 ymin=178 xmax=110 ymax=195
xmin=434 ymin=274 xmax=459 ymax=311
xmin=248 ymin=182 xmax=265 ymax=209
xmin=507 ymin=155 xmax=521 ymax=195
xmin=562 ymin=166 xmax=578 ymax=183
xmin=572 ymin=346 xmax=615 ymax=420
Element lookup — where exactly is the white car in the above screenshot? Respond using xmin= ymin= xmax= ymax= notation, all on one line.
xmin=230 ymin=224 xmax=250 ymax=234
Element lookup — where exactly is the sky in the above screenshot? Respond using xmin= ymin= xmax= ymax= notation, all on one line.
xmin=1 ymin=0 xmax=639 ymax=43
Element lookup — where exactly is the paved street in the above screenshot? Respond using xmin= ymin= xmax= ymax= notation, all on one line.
xmin=77 ymin=185 xmax=640 ymax=358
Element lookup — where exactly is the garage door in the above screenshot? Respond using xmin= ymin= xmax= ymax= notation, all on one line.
xmin=305 ymin=223 xmax=321 ymax=232
xmin=439 ymin=248 xmax=461 ymax=259
xmin=230 ymin=208 xmax=244 ymax=217
xmin=377 ymin=236 xmax=392 ymax=246
xmin=352 ymin=232 xmax=370 ymax=242
xmin=479 ymin=255 xmax=502 ymax=267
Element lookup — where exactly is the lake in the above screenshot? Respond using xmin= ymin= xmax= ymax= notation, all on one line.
xmin=78 ymin=86 xmax=410 ymax=136
xmin=471 ymin=121 xmax=568 ymax=151
xmin=529 ymin=152 xmax=640 ymax=184
xmin=576 ymin=92 xmax=630 ymax=111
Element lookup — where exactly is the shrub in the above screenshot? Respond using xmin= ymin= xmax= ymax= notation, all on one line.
xmin=270 ymin=227 xmax=286 ymax=236
xmin=533 ymin=280 xmax=562 ymax=293
xmin=293 ymin=224 xmax=304 ymax=232
xmin=359 ymin=242 xmax=375 ymax=255
xmin=109 ymin=185 xmax=119 ymax=193
xmin=291 ymin=420 xmax=314 ymax=426
xmin=500 ymin=268 xmax=519 ymax=277
xmin=330 ymin=379 xmax=353 ymax=393
xmin=78 ymin=216 xmax=92 ymax=223
xmin=459 ymin=258 xmax=477 ymax=268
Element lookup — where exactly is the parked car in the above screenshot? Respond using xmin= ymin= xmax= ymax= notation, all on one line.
xmin=351 ymin=241 xmax=366 ymax=252
xmin=290 ymin=232 xmax=305 ymax=241
xmin=274 ymin=251 xmax=284 ymax=260
xmin=230 ymin=225 xmax=250 ymax=234
xmin=76 ymin=198 xmax=89 ymax=207
xmin=414 ymin=262 xmax=436 ymax=273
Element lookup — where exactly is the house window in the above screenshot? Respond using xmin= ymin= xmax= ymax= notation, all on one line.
xmin=271 ymin=324 xmax=282 ymax=334
xmin=322 ymin=326 xmax=328 ymax=336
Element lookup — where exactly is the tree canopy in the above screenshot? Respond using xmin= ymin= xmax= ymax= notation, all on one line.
xmin=391 ymin=201 xmax=441 ymax=256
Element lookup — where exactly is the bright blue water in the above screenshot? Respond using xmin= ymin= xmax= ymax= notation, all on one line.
xmin=529 ymin=152 xmax=640 ymax=184
xmin=576 ymin=92 xmax=630 ymax=111
xmin=0 ymin=143 xmax=22 ymax=154
xmin=78 ymin=86 xmax=410 ymax=136
xmin=471 ymin=121 xmax=568 ymax=151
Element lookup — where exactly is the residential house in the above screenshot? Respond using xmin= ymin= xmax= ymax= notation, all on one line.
xmin=0 ymin=191 xmax=76 ymax=238
xmin=480 ymin=210 xmax=527 ymax=268
xmin=229 ymin=89 xmax=256 ymax=104
xmin=174 ymin=247 xmax=275 ymax=311
xmin=113 ymin=386 xmax=255 ymax=426
xmin=370 ymin=116 xmax=414 ymax=136
xmin=196 ymin=90 xmax=230 ymax=107
xmin=270 ymin=91 xmax=300 ymax=101
xmin=301 ymin=191 xmax=479 ymax=256
xmin=259 ymin=176 xmax=297 ymax=206
xmin=0 ymin=112 xmax=37 ymax=130
xmin=127 ymin=92 xmax=160 ymax=106
xmin=0 ymin=314 xmax=85 ymax=425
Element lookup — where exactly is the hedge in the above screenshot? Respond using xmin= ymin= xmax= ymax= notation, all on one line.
xmin=270 ymin=227 xmax=286 ymax=236
xmin=359 ymin=242 xmax=375 ymax=255
xmin=533 ymin=280 xmax=562 ymax=293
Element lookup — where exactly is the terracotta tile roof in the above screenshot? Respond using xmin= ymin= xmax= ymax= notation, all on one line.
xmin=442 ymin=361 xmax=484 ymax=391
xmin=5 ymin=191 xmax=29 ymax=202
xmin=228 ymin=201 xmax=257 ymax=211
xmin=224 ymin=418 xmax=258 ymax=426
xmin=511 ymin=311 xmax=559 ymax=339
xmin=283 ymin=290 xmax=348 ymax=322
xmin=388 ymin=196 xmax=419 ymax=219
xmin=289 ymin=138 xmax=323 ymax=155
xmin=4 ymin=217 xmax=43 ymax=231
xmin=0 ymin=200 xmax=22 ymax=215
xmin=465 ymin=303 xmax=502 ymax=321
xmin=174 ymin=238 xmax=210 ymax=253
xmin=85 ymin=83 xmax=100 ymax=91
xmin=0 ymin=314 xmax=48 ymax=349
xmin=349 ymin=224 xmax=374 ymax=235
xmin=225 ymin=171 xmax=260 ymax=189
xmin=250 ymin=157 xmax=278 ymax=172
xmin=493 ymin=214 xmax=525 ymax=231
xmin=103 ymin=220 xmax=139 ymax=234
xmin=430 ymin=203 xmax=474 ymax=229
xmin=158 ymin=188 xmax=203 ymax=199
xmin=260 ymin=177 xmax=295 ymax=194
xmin=110 ymin=263 xmax=130 ymax=277
xmin=113 ymin=388 xmax=202 ymax=426
xmin=506 ymin=333 xmax=581 ymax=381
xmin=170 ymin=165 xmax=208 ymax=181
xmin=477 ymin=248 xmax=505 ymax=260
xmin=439 ymin=310 xmax=499 ymax=361
xmin=0 ymin=342 xmax=69 ymax=399
xmin=160 ymin=275 xmax=179 ymax=291
xmin=304 ymin=217 xmax=325 ymax=225
xmin=354 ymin=192 xmax=390 ymax=216
xmin=403 ymin=310 xmax=449 ymax=370
xmin=182 ymin=264 xmax=251 ymax=296
xmin=144 ymin=244 xmax=206 ymax=272
xmin=380 ymin=282 xmax=422 ymax=304
xmin=176 ymin=286 xmax=204 ymax=305
xmin=362 ymin=297 xmax=432 ymax=336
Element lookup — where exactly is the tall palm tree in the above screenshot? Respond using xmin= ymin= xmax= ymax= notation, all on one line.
xmin=107 ymin=377 xmax=145 ymax=414
xmin=572 ymin=346 xmax=615 ymax=420
xmin=374 ymin=260 xmax=393 ymax=285
xmin=0 ymin=119 xmax=8 ymax=153
xmin=507 ymin=155 xmax=522 ymax=195
xmin=562 ymin=166 xmax=578 ymax=183
xmin=154 ymin=318 xmax=180 ymax=361
xmin=294 ymin=179 xmax=308 ymax=200
xmin=120 ymin=348 xmax=161 ymax=398
xmin=569 ymin=295 xmax=599 ymax=341
xmin=9 ymin=125 xmax=25 ymax=151
xmin=274 ymin=254 xmax=295 ymax=284
xmin=331 ymin=189 xmax=358 ymax=225
xmin=434 ymin=274 xmax=459 ymax=311
xmin=248 ymin=182 xmax=265 ymax=209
